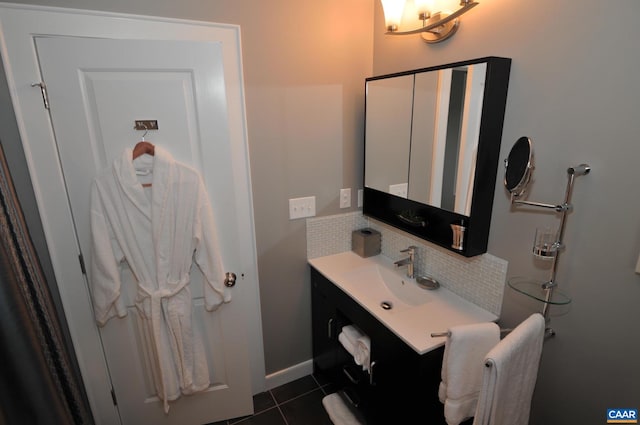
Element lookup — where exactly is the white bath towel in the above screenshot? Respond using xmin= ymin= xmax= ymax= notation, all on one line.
xmin=322 ymin=392 xmax=364 ymax=425
xmin=342 ymin=325 xmax=364 ymax=346
xmin=354 ymin=334 xmax=371 ymax=373
xmin=338 ymin=332 xmax=356 ymax=358
xmin=439 ymin=322 xmax=500 ymax=425
xmin=340 ymin=326 xmax=371 ymax=372
xmin=474 ymin=313 xmax=545 ymax=425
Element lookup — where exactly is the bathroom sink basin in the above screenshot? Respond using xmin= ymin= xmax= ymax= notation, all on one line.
xmin=309 ymin=251 xmax=498 ymax=354
xmin=339 ymin=263 xmax=432 ymax=312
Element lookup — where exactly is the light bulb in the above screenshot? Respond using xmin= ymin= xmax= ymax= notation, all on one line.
xmin=414 ymin=0 xmax=435 ymax=17
xmin=381 ymin=0 xmax=406 ymax=31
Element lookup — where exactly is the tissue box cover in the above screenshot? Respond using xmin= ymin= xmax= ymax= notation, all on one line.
xmin=352 ymin=228 xmax=381 ymax=258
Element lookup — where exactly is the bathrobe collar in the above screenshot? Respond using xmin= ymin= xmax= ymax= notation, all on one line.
xmin=114 ymin=145 xmax=173 ymax=224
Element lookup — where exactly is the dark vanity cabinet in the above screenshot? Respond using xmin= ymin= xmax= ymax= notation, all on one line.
xmin=311 ymin=267 xmax=446 ymax=424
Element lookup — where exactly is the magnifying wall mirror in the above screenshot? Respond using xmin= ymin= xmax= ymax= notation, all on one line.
xmin=504 ymin=136 xmax=534 ymax=198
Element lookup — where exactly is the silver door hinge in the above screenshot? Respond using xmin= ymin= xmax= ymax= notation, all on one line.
xmin=110 ymin=388 xmax=118 ymax=406
xmin=31 ymin=82 xmax=50 ymax=110
xmin=78 ymin=254 xmax=87 ymax=275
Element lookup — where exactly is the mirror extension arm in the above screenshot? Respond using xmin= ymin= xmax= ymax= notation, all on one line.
xmin=511 ymin=197 xmax=571 ymax=212
xmin=510 ymin=164 xmax=591 ymax=212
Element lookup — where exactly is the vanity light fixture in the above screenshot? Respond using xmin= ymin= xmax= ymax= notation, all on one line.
xmin=381 ymin=0 xmax=479 ymax=43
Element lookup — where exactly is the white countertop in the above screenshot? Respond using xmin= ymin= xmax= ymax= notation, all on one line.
xmin=309 ymin=251 xmax=498 ymax=355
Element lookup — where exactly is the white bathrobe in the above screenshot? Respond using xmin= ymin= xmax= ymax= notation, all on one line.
xmin=89 ymin=146 xmax=230 ymax=413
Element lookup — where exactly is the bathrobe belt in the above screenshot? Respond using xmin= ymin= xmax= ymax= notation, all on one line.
xmin=139 ymin=277 xmax=190 ymax=414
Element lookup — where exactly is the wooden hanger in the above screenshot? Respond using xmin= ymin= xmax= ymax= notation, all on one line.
xmin=132 ymin=141 xmax=155 ymax=159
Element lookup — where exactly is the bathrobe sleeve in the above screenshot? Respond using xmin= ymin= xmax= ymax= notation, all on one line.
xmin=89 ymin=182 xmax=127 ymax=326
xmin=193 ymin=180 xmax=231 ymax=311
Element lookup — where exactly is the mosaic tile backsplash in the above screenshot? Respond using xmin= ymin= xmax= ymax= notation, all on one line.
xmin=307 ymin=211 xmax=507 ymax=316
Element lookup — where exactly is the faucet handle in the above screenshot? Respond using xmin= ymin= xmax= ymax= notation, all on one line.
xmin=400 ymin=246 xmax=417 ymax=253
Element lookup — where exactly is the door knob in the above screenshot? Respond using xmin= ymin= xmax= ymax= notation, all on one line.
xmin=224 ymin=272 xmax=237 ymax=287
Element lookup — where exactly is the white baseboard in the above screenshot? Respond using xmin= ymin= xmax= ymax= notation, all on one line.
xmin=264 ymin=359 xmax=314 ymax=391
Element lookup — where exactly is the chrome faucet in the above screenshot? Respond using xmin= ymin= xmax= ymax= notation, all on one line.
xmin=394 ymin=246 xmax=416 ymax=279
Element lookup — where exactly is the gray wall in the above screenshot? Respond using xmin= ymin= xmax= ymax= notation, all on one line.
xmin=373 ymin=1 xmax=640 ymax=424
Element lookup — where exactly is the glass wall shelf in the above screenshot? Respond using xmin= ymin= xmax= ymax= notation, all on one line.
xmin=507 ymin=276 xmax=572 ymax=305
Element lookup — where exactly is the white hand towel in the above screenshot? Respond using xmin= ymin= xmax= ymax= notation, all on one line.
xmin=322 ymin=393 xmax=364 ymax=425
xmin=474 ymin=313 xmax=545 ymax=425
xmin=440 ymin=322 xmax=500 ymax=425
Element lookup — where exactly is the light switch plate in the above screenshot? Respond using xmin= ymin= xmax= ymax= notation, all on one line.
xmin=340 ymin=188 xmax=351 ymax=209
xmin=289 ymin=196 xmax=315 ymax=220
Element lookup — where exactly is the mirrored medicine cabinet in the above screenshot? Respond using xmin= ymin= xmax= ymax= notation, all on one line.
xmin=363 ymin=57 xmax=512 ymax=257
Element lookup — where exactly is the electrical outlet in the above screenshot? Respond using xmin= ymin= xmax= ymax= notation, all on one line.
xmin=289 ymin=196 xmax=316 ymax=219
xmin=357 ymin=189 xmax=363 ymax=208
xmin=389 ymin=183 xmax=408 ymax=198
xmin=340 ymin=188 xmax=351 ymax=209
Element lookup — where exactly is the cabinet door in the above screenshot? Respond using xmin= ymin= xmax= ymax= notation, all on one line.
xmin=311 ymin=271 xmax=336 ymax=375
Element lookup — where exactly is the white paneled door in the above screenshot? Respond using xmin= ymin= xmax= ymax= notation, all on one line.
xmin=33 ymin=36 xmax=253 ymax=425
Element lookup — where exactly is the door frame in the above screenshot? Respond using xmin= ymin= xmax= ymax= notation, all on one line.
xmin=0 ymin=4 xmax=265 ymax=424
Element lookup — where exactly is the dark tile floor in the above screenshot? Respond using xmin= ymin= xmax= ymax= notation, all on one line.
xmin=206 ymin=374 xmax=335 ymax=425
